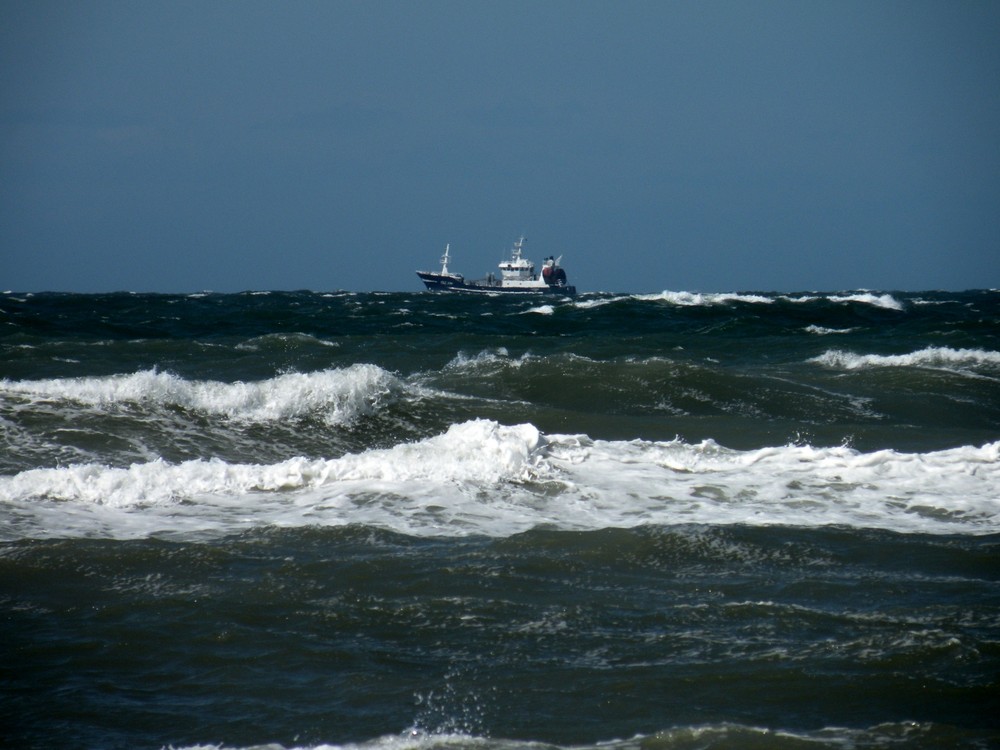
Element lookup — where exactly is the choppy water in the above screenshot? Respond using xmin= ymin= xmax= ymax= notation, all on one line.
xmin=2 ymin=289 xmax=999 ymax=749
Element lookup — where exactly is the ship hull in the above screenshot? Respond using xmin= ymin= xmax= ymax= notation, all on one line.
xmin=417 ymin=272 xmax=576 ymax=295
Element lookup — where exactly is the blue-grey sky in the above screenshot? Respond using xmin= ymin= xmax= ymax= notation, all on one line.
xmin=2 ymin=0 xmax=998 ymax=293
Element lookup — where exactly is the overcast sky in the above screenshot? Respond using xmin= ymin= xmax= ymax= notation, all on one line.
xmin=2 ymin=0 xmax=998 ymax=293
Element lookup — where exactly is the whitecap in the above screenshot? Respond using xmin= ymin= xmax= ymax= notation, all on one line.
xmin=827 ymin=293 xmax=904 ymax=311
xmin=809 ymin=346 xmax=1000 ymax=371
xmin=636 ymin=291 xmax=774 ymax=306
xmin=3 ymin=421 xmax=998 ymax=541
xmin=804 ymin=325 xmax=857 ymax=335
xmin=0 ymin=364 xmax=402 ymax=425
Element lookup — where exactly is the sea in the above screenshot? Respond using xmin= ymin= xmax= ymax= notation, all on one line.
xmin=2 ymin=288 xmax=999 ymax=750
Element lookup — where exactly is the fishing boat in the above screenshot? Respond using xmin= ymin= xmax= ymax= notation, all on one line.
xmin=416 ymin=236 xmax=576 ymax=295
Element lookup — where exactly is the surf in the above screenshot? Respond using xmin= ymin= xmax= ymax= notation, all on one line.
xmin=809 ymin=346 xmax=1000 ymax=372
xmin=3 ymin=420 xmax=997 ymax=542
xmin=0 ymin=364 xmax=406 ymax=425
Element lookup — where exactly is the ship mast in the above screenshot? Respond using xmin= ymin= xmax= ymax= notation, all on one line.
xmin=512 ymin=236 xmax=526 ymax=261
xmin=440 ymin=244 xmax=451 ymax=274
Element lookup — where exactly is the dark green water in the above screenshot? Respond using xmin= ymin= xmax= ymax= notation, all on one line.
xmin=2 ymin=290 xmax=999 ymax=749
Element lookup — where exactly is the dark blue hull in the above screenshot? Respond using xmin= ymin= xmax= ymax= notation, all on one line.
xmin=417 ymin=272 xmax=576 ymax=295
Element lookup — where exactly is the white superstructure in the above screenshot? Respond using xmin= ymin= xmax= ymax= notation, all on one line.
xmin=417 ymin=235 xmax=576 ymax=295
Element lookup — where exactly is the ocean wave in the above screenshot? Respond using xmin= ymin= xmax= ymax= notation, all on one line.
xmin=0 ymin=365 xmax=403 ymax=424
xmin=444 ymin=348 xmax=524 ymax=371
xmin=823 ymin=293 xmax=904 ymax=310
xmin=774 ymin=292 xmax=904 ymax=310
xmin=567 ymin=291 xmax=775 ymax=310
xmin=0 ymin=419 xmax=543 ymax=508
xmin=442 ymin=348 xmax=597 ymax=374
xmin=810 ymin=346 xmax=1000 ymax=371
xmin=804 ymin=325 xmax=857 ymax=335
xmin=634 ymin=291 xmax=775 ymax=306
xmin=523 ymin=304 xmax=556 ymax=315
xmin=2 ymin=420 xmax=997 ymax=541
xmin=234 ymin=332 xmax=341 ymax=351
xmin=573 ymin=291 xmax=906 ymax=310
xmin=169 ymin=720 xmax=986 ymax=750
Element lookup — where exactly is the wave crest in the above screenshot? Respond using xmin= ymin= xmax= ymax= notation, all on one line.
xmin=809 ymin=346 xmax=1000 ymax=371
xmin=3 ymin=422 xmax=998 ymax=540
xmin=636 ymin=291 xmax=775 ymax=306
xmin=0 ymin=365 xmax=402 ymax=424
xmin=575 ymin=291 xmax=905 ymax=309
xmin=1 ymin=419 xmax=543 ymax=509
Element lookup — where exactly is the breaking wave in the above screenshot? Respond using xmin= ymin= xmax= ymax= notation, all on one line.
xmin=3 ymin=420 xmax=997 ymax=541
xmin=822 ymin=292 xmax=905 ymax=310
xmin=810 ymin=346 xmax=1000 ymax=372
xmin=573 ymin=291 xmax=905 ymax=310
xmin=168 ymin=720 xmax=992 ymax=750
xmin=633 ymin=291 xmax=776 ymax=306
xmin=2 ymin=420 xmax=542 ymax=509
xmin=0 ymin=365 xmax=405 ymax=424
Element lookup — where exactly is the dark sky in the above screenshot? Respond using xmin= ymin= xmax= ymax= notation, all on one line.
xmin=2 ymin=0 xmax=998 ymax=293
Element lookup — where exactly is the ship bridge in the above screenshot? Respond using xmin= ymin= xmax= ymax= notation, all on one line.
xmin=498 ymin=237 xmax=535 ymax=281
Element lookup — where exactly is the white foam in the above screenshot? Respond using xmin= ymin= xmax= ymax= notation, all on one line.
xmin=442 ymin=349 xmax=597 ymax=376
xmin=543 ymin=436 xmax=1000 ymax=536
xmin=235 ymin=333 xmax=340 ymax=351
xmin=573 ymin=291 xmax=907 ymax=310
xmin=153 ymin=720 xmax=985 ymax=750
xmin=523 ymin=304 xmax=555 ymax=315
xmin=0 ymin=365 xmax=402 ymax=424
xmin=171 ymin=734 xmax=568 ymax=750
xmin=804 ymin=325 xmax=857 ymax=335
xmin=810 ymin=346 xmax=1000 ymax=372
xmin=443 ymin=348 xmax=519 ymax=371
xmin=1 ymin=419 xmax=541 ymax=507
xmin=570 ymin=291 xmax=774 ymax=310
xmin=636 ymin=291 xmax=775 ymax=306
xmin=2 ymin=420 xmax=998 ymax=541
xmin=826 ymin=292 xmax=904 ymax=310
xmin=778 ymin=292 xmax=904 ymax=310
